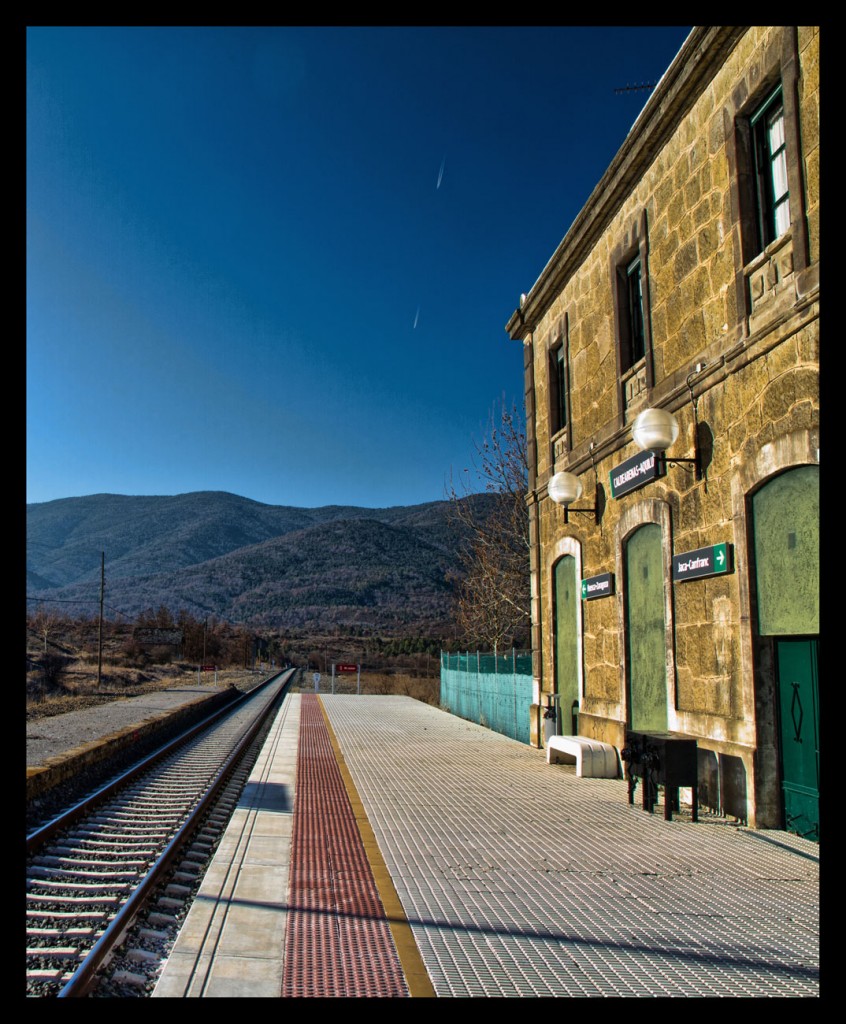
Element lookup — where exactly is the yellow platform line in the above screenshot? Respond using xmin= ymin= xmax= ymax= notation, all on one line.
xmin=318 ymin=697 xmax=435 ymax=998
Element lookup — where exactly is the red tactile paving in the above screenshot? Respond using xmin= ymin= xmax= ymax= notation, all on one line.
xmin=282 ymin=694 xmax=409 ymax=997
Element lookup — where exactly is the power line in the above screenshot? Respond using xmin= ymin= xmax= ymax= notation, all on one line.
xmin=613 ymin=82 xmax=656 ymax=94
xmin=26 ymin=594 xmax=141 ymax=617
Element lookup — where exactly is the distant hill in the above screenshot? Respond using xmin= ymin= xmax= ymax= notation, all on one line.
xmin=26 ymin=491 xmax=492 ymax=633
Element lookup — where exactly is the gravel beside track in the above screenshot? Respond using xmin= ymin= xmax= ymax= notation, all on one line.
xmin=26 ymin=673 xmax=283 ymax=835
xmin=27 ymin=687 xmax=230 ymax=768
xmin=26 ymin=672 xmax=273 ymax=769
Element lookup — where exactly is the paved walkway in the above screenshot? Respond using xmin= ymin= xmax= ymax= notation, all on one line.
xmin=154 ymin=693 xmax=819 ymax=997
xmin=153 ymin=689 xmax=299 ymax=996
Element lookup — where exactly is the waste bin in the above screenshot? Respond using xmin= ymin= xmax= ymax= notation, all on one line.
xmin=542 ymin=702 xmax=557 ymax=746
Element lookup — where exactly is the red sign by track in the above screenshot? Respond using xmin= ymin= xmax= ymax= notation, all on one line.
xmin=336 ymin=663 xmax=358 ymax=673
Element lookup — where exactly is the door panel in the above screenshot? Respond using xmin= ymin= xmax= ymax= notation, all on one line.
xmin=752 ymin=465 xmax=819 ymax=635
xmin=554 ymin=555 xmax=579 ymax=734
xmin=776 ymin=639 xmax=819 ymax=840
xmin=750 ymin=466 xmax=819 ymax=838
xmin=625 ymin=524 xmax=667 ymax=732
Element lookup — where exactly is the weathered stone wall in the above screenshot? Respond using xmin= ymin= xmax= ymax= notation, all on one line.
xmin=510 ymin=27 xmax=819 ymax=827
xmin=798 ymin=27 xmax=820 ymax=264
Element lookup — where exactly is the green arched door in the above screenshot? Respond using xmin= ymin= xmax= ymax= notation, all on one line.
xmin=625 ymin=523 xmax=668 ymax=732
xmin=751 ymin=465 xmax=819 ymax=839
xmin=553 ymin=555 xmax=579 ymax=734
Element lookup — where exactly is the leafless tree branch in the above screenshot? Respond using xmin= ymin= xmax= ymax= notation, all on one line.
xmin=446 ymin=397 xmax=530 ymax=652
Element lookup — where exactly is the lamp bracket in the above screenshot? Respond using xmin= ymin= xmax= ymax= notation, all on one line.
xmin=564 ymin=505 xmax=597 ymax=524
xmin=656 ymin=454 xmax=701 ymax=480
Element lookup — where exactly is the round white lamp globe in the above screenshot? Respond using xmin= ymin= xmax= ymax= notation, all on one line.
xmin=632 ymin=407 xmax=679 ymax=453
xmin=548 ymin=471 xmax=583 ymax=506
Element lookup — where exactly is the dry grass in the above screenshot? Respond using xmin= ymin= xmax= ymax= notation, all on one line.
xmin=25 ymin=630 xmax=267 ymax=721
xmin=26 ymin=622 xmax=443 ymax=720
xmin=26 ymin=667 xmax=271 ymax=721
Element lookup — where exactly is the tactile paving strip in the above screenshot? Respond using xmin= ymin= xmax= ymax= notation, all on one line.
xmin=281 ymin=694 xmax=409 ymax=997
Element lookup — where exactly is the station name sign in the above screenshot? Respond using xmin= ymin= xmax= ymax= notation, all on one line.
xmin=336 ymin=663 xmax=359 ymax=673
xmin=672 ymin=543 xmax=733 ymax=582
xmin=609 ymin=451 xmax=663 ymax=499
xmin=581 ymin=572 xmax=615 ymax=600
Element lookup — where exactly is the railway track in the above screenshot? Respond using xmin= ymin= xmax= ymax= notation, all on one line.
xmin=26 ymin=669 xmax=294 ymax=998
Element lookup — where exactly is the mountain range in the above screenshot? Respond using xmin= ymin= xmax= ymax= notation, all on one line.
xmin=26 ymin=491 xmax=487 ymax=634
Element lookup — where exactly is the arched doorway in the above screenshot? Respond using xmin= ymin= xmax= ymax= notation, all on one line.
xmin=625 ymin=523 xmax=668 ymax=732
xmin=553 ymin=554 xmax=579 ymax=734
xmin=750 ymin=465 xmax=819 ymax=839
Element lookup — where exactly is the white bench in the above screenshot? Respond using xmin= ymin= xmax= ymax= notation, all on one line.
xmin=546 ymin=735 xmax=619 ymax=778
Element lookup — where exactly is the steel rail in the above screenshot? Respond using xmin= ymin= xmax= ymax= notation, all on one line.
xmin=27 ymin=675 xmax=277 ymax=853
xmin=27 ymin=670 xmax=292 ymax=998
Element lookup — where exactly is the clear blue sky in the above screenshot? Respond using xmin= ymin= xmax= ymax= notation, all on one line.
xmin=27 ymin=25 xmax=691 ymax=510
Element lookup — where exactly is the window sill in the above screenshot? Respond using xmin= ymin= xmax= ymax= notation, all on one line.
xmin=744 ymin=232 xmax=795 ymax=331
xmin=551 ymin=428 xmax=569 ymax=467
xmin=621 ymin=359 xmax=648 ymax=422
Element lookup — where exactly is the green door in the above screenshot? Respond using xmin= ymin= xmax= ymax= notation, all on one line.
xmin=553 ymin=555 xmax=579 ymax=734
xmin=776 ymin=639 xmax=819 ymax=840
xmin=751 ymin=465 xmax=819 ymax=839
xmin=625 ymin=523 xmax=668 ymax=732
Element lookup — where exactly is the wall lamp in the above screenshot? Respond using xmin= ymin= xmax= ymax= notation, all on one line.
xmin=548 ymin=471 xmax=598 ymax=523
xmin=631 ymin=406 xmax=701 ymax=480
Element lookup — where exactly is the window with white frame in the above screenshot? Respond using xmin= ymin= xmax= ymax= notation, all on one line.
xmin=750 ymin=85 xmax=790 ymax=253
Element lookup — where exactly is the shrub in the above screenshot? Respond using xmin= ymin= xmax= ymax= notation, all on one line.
xmin=120 ymin=639 xmax=147 ymax=666
xmin=39 ymin=653 xmax=70 ymax=694
xmin=148 ymin=645 xmax=173 ymax=665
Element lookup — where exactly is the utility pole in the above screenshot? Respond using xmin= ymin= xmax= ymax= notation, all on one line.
xmin=97 ymin=552 xmax=104 ymax=691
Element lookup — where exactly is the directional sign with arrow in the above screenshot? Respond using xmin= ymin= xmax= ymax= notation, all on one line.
xmin=672 ymin=542 xmax=733 ymax=582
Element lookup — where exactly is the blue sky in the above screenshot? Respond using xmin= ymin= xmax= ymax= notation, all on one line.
xmin=27 ymin=25 xmax=691 ymax=510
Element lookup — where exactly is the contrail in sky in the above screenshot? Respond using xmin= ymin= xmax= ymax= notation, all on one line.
xmin=436 ymin=156 xmax=445 ymax=190
xmin=413 ymin=306 xmax=420 ymax=329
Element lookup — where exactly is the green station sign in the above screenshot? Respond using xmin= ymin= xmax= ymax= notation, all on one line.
xmin=672 ymin=543 xmax=733 ymax=582
xmin=581 ymin=573 xmax=615 ymax=600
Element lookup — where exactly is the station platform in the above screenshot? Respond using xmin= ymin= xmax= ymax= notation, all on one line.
xmin=151 ymin=692 xmax=819 ymax=998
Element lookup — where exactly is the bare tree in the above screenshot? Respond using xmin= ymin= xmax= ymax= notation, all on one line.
xmin=447 ymin=398 xmax=530 ymax=652
xmin=29 ymin=607 xmax=64 ymax=653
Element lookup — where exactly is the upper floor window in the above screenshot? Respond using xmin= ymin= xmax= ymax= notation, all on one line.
xmin=721 ymin=31 xmax=810 ymax=323
xmin=624 ymin=256 xmax=646 ymax=370
xmin=549 ymin=343 xmax=568 ymax=436
xmin=751 ymin=85 xmax=790 ymax=252
xmin=611 ymin=211 xmax=654 ymax=425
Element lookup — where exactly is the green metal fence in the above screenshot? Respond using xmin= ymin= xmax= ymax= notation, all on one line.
xmin=440 ymin=650 xmax=533 ymax=744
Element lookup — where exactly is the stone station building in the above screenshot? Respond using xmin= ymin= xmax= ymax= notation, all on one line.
xmin=505 ymin=27 xmax=819 ymax=834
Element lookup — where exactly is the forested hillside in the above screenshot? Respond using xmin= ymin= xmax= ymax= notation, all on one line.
xmin=27 ymin=491 xmax=493 ymax=633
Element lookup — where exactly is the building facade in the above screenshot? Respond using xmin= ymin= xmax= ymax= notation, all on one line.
xmin=506 ymin=27 xmax=819 ymax=834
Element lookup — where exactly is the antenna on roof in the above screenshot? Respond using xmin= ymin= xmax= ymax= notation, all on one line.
xmin=613 ymin=82 xmax=657 ymax=94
